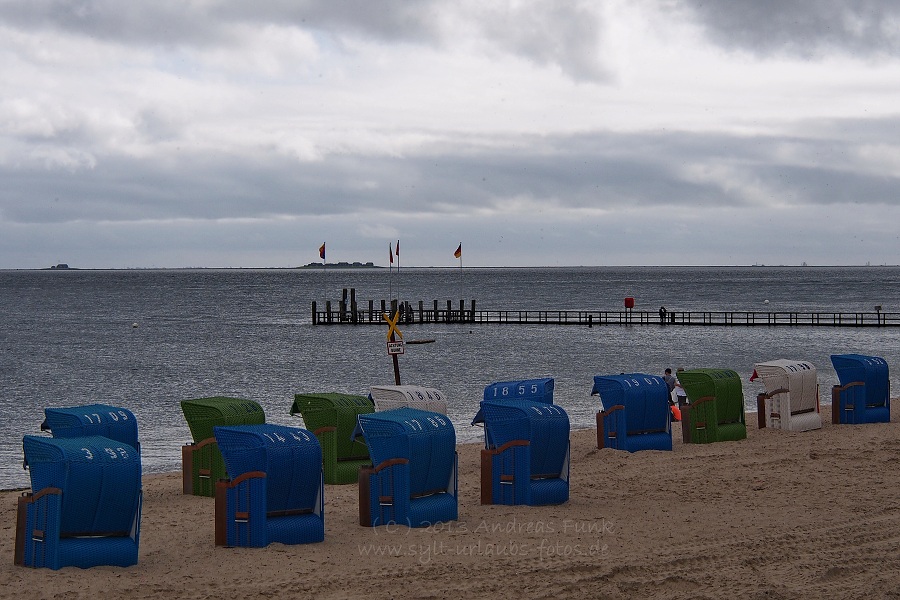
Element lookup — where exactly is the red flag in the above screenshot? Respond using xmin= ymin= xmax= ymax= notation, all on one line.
xmin=389 ymin=244 xmax=393 ymax=264
xmin=318 ymin=242 xmax=325 ymax=260
xmin=395 ymin=240 xmax=400 ymax=257
xmin=749 ymin=369 xmax=758 ymax=382
xmin=453 ymin=243 xmax=461 ymax=259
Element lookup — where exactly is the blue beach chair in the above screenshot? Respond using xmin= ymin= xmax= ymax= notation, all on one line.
xmin=830 ymin=354 xmax=890 ymax=424
xmin=482 ymin=377 xmax=555 ymax=404
xmin=592 ymin=374 xmax=673 ymax=451
xmin=41 ymin=404 xmax=140 ymax=453
xmin=213 ymin=424 xmax=324 ymax=547
xmin=354 ymin=408 xmax=458 ymax=528
xmin=473 ymin=398 xmax=570 ymax=506
xmin=15 ymin=435 xmax=142 ymax=569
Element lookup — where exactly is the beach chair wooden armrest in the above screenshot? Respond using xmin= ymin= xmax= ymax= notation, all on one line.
xmin=182 ymin=437 xmax=222 ymax=495
xmin=215 ymin=471 xmax=267 ymax=547
xmin=489 ymin=439 xmax=531 ymax=454
xmin=14 ymin=487 xmax=63 ymax=567
xmin=682 ymin=396 xmax=716 ymax=443
xmin=226 ymin=470 xmax=267 ymax=486
xmin=372 ymin=457 xmax=410 ymax=473
xmin=691 ymin=395 xmax=716 ymax=409
xmin=480 ymin=440 xmax=530 ymax=505
xmin=596 ymin=405 xmax=624 ymax=448
xmin=831 ymin=382 xmax=865 ymax=424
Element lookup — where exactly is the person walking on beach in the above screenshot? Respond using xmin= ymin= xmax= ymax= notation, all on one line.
xmin=675 ymin=368 xmax=689 ymax=408
xmin=663 ymin=368 xmax=680 ymax=421
xmin=663 ymin=368 xmax=677 ymax=399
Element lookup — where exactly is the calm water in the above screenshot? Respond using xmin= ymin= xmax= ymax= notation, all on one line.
xmin=2 ymin=266 xmax=899 ymax=489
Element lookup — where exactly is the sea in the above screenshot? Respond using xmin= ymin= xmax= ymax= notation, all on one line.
xmin=2 ymin=265 xmax=899 ymax=490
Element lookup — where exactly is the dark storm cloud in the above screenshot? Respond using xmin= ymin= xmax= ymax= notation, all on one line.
xmin=674 ymin=0 xmax=900 ymax=58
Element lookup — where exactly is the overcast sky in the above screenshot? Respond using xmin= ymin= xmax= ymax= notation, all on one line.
xmin=2 ymin=0 xmax=900 ymax=268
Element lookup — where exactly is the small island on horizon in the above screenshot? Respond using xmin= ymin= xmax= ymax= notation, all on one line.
xmin=298 ymin=261 xmax=380 ymax=269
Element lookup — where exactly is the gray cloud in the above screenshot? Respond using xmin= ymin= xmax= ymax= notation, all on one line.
xmin=4 ymin=119 xmax=899 ymax=230
xmin=0 ymin=1 xmax=610 ymax=81
xmin=2 ymin=2 xmax=899 ymax=268
xmin=674 ymin=0 xmax=900 ymax=58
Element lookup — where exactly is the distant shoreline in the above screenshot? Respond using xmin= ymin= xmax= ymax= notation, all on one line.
xmin=13 ymin=263 xmax=900 ymax=271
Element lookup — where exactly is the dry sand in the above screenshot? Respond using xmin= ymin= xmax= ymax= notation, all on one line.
xmin=3 ymin=405 xmax=900 ymax=600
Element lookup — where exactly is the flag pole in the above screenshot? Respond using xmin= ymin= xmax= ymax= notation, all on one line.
xmin=388 ymin=242 xmax=393 ymax=302
xmin=395 ymin=239 xmax=401 ymax=309
xmin=320 ymin=242 xmax=326 ymax=307
xmin=454 ymin=242 xmax=462 ymax=302
xmin=458 ymin=246 xmax=462 ymax=301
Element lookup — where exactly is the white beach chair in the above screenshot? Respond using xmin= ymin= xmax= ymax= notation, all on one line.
xmin=754 ymin=359 xmax=822 ymax=432
xmin=368 ymin=385 xmax=448 ymax=414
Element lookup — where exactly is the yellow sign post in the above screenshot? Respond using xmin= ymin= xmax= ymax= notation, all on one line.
xmin=383 ymin=311 xmax=403 ymax=341
xmin=382 ymin=311 xmax=403 ymax=384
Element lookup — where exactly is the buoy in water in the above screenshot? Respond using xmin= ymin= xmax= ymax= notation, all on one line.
xmin=132 ymin=323 xmax=139 ymax=328
xmin=763 ymin=300 xmax=769 ymax=305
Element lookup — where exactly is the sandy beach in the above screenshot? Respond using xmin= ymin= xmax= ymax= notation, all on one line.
xmin=3 ymin=405 xmax=899 ymax=600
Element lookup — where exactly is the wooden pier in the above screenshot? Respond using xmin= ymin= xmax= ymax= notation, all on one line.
xmin=311 ymin=298 xmax=899 ymax=328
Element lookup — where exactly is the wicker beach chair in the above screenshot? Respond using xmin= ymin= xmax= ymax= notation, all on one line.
xmin=482 ymin=377 xmax=555 ymax=404
xmin=678 ymin=369 xmax=747 ymax=444
xmin=15 ymin=435 xmax=142 ymax=569
xmin=41 ymin=404 xmax=140 ymax=452
xmin=214 ymin=424 xmax=325 ymax=548
xmin=368 ymin=385 xmax=449 ymax=414
xmin=753 ymin=360 xmax=822 ymax=431
xmin=473 ymin=398 xmax=570 ymax=506
xmin=354 ymin=407 xmax=458 ymax=528
xmin=213 ymin=424 xmax=324 ymax=547
xmin=180 ymin=397 xmax=265 ymax=496
xmin=290 ymin=393 xmax=374 ymax=484
xmin=830 ymin=354 xmax=891 ymax=424
xmin=592 ymin=374 xmax=673 ymax=451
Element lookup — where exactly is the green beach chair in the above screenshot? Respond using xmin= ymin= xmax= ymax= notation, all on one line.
xmin=180 ymin=397 xmax=265 ymax=496
xmin=678 ymin=369 xmax=747 ymax=444
xmin=290 ymin=393 xmax=374 ymax=484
